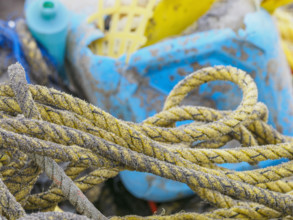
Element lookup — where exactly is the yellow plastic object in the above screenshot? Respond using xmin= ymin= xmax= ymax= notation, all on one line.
xmin=261 ymin=0 xmax=293 ymax=13
xmin=88 ymin=0 xmax=157 ymax=59
xmin=53 ymin=205 xmax=63 ymax=212
xmin=143 ymin=0 xmax=217 ymax=46
xmin=274 ymin=7 xmax=293 ymax=69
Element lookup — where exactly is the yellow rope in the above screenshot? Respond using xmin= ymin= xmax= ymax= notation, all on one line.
xmin=15 ymin=19 xmax=51 ymax=85
xmin=274 ymin=7 xmax=293 ymax=70
xmin=1 ymin=63 xmax=293 ymax=219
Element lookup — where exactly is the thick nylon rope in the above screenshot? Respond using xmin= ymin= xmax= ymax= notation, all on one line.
xmin=15 ymin=20 xmax=51 ymax=85
xmin=1 ymin=63 xmax=293 ymax=219
xmin=5 ymin=63 xmax=106 ymax=220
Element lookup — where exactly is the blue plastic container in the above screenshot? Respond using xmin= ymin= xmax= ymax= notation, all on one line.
xmin=67 ymin=9 xmax=292 ymax=202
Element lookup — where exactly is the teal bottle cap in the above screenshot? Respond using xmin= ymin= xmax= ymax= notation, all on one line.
xmin=41 ymin=1 xmax=57 ymax=19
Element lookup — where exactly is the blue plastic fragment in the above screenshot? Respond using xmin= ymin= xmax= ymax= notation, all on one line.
xmin=0 ymin=20 xmax=30 ymax=83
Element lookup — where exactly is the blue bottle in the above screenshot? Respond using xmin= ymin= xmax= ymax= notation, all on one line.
xmin=25 ymin=0 xmax=69 ymax=70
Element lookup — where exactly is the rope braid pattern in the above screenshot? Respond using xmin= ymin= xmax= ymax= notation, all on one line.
xmin=2 ymin=63 xmax=106 ymax=220
xmin=0 ymin=63 xmax=293 ymax=219
xmin=15 ymin=20 xmax=51 ymax=85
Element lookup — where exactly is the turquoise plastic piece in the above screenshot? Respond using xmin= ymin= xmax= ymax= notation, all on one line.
xmin=25 ymin=0 xmax=68 ymax=69
xmin=120 ymin=170 xmax=194 ymax=202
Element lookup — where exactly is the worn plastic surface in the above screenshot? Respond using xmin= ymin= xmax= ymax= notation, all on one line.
xmin=261 ymin=0 xmax=293 ymax=13
xmin=143 ymin=0 xmax=216 ymax=46
xmin=67 ymin=9 xmax=292 ymax=202
xmin=25 ymin=0 xmax=68 ymax=69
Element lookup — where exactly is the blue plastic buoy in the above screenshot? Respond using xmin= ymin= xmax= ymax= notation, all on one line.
xmin=25 ymin=0 xmax=68 ymax=70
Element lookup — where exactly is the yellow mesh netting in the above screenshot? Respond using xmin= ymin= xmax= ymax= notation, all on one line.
xmin=88 ymin=0 xmax=157 ymax=59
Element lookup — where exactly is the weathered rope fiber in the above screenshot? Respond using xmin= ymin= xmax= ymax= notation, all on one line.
xmin=15 ymin=20 xmax=51 ymax=85
xmin=1 ymin=63 xmax=293 ymax=219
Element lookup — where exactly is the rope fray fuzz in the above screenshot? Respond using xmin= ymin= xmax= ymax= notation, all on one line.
xmin=1 ymin=62 xmax=293 ymax=219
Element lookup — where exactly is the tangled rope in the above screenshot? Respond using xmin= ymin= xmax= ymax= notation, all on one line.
xmin=1 ymin=63 xmax=293 ymax=219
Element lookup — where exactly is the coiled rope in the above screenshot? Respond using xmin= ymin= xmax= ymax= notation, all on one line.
xmin=1 ymin=63 xmax=293 ymax=219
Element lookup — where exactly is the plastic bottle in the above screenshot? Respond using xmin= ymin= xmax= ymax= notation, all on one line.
xmin=25 ymin=0 xmax=69 ymax=69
